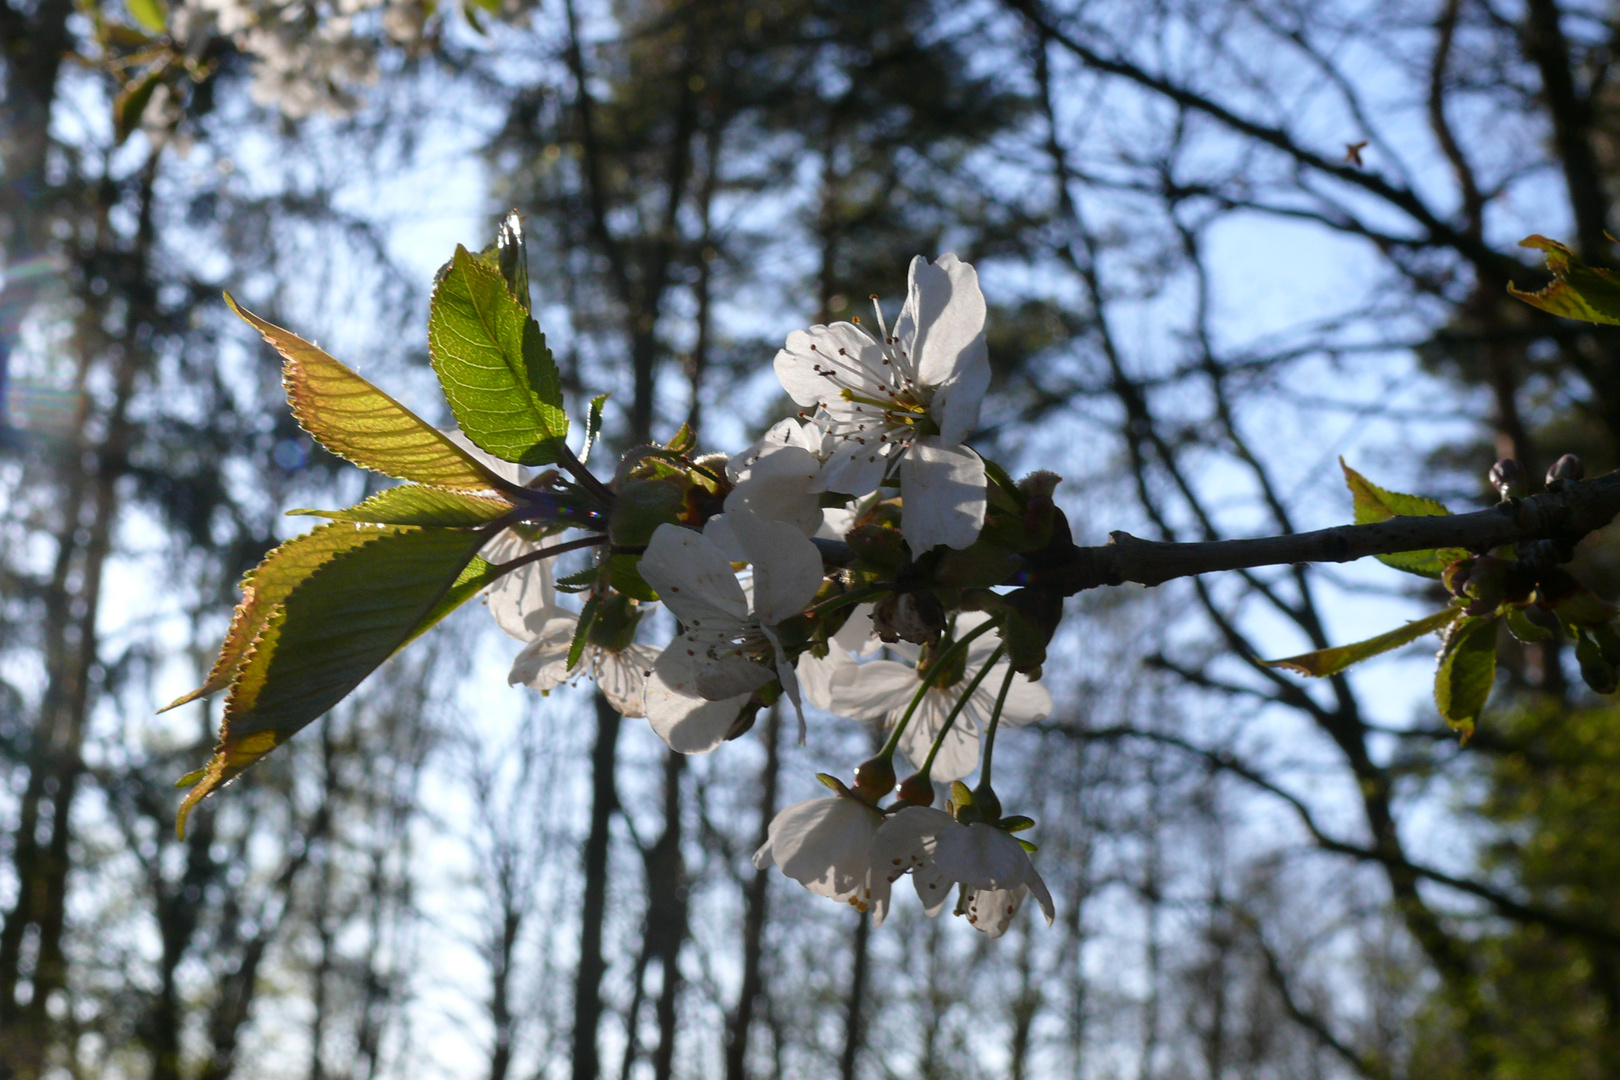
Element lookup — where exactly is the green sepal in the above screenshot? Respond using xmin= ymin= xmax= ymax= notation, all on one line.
xmin=175 ymin=526 xmax=489 ymax=837
xmin=816 ymin=772 xmax=849 ymax=795
xmin=1509 ymin=235 xmax=1620 ymax=325
xmin=1262 ymin=605 xmax=1461 ymax=678
xmin=226 ymin=294 xmax=508 ymax=493
xmin=1016 ymin=838 xmax=1038 ymax=854
xmin=289 ymin=486 xmax=513 ymax=527
xmin=1434 ymin=615 xmax=1498 ymax=736
xmin=554 ymin=565 xmax=602 ymax=594
xmin=428 ymin=245 xmax=568 ymax=466
xmin=1340 ymin=458 xmax=1467 ymax=578
xmin=609 ymin=553 xmax=657 ymax=602
xmin=567 ymin=594 xmax=601 ymax=671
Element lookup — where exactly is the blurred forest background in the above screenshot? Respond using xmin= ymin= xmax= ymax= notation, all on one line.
xmin=5 ymin=0 xmax=1620 ymax=1076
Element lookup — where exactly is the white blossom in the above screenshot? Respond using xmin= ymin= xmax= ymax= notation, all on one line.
xmin=827 ymin=613 xmax=1051 ymax=781
xmin=507 ymin=610 xmax=656 ymax=719
xmin=753 ymin=792 xmax=889 ymax=915
xmin=773 ymin=253 xmax=990 ymax=552
xmin=870 ymin=806 xmax=1055 ymax=936
xmin=639 ymin=510 xmax=825 ymax=752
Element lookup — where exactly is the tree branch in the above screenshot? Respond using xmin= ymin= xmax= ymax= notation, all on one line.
xmin=1040 ymin=470 xmax=1620 ymax=595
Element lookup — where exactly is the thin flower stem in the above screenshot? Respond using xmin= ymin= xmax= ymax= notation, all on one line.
xmin=918 ymin=645 xmax=1004 ymax=780
xmin=552 ymin=438 xmax=617 ymax=506
xmin=487 ymin=534 xmax=608 ymax=574
xmin=877 ymin=617 xmax=1000 ymax=760
xmin=803 ymin=583 xmax=889 ymax=620
xmin=977 ymin=659 xmax=1019 ymax=791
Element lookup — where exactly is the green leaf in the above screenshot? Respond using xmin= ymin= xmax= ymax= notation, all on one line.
xmin=581 ymin=392 xmax=609 ymax=464
xmin=289 ymin=486 xmax=512 ymax=527
xmin=1509 ymin=235 xmax=1620 ymax=325
xmin=127 ymin=0 xmax=168 ymax=33
xmin=475 ymin=211 xmax=530 ymax=312
xmin=113 ymin=66 xmax=166 ymax=146
xmin=1434 ymin=615 xmax=1498 ymax=736
xmin=428 ymin=246 xmax=568 ymax=466
xmin=1262 ymin=605 xmax=1461 ymax=677
xmin=161 ymin=522 xmax=395 ymax=712
xmin=176 ymin=526 xmax=487 ymax=836
xmin=664 ymin=422 xmax=697 ymax=455
xmin=1340 ymin=458 xmax=1467 ymax=578
xmin=1505 ymin=605 xmax=1553 ymax=643
xmin=227 ymin=294 xmax=508 ymax=492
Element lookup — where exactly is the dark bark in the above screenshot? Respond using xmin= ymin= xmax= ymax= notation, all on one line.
xmin=571 ymin=694 xmax=622 ymax=1080
xmin=724 ymin=707 xmax=782 ymax=1080
xmin=838 ymin=913 xmax=870 ymax=1080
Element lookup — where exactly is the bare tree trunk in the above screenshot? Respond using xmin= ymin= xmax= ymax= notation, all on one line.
xmin=571 ymin=694 xmax=622 ymax=1080
xmin=724 ymin=707 xmax=782 ymax=1080
xmin=648 ymin=752 xmax=686 ymax=1080
xmin=838 ymin=914 xmax=870 ymax=1080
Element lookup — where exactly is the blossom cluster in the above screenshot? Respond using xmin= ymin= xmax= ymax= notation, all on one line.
xmin=487 ymin=255 xmax=1063 ymax=937
xmin=170 ymin=0 xmax=430 ymax=118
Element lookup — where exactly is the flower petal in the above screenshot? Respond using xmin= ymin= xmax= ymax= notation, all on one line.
xmin=729 ymin=509 xmax=826 ymax=625
xmin=813 ymin=435 xmax=893 ymax=498
xmin=482 ymin=530 xmax=556 ymax=640
xmin=640 ymin=524 xmax=750 ymax=624
xmin=899 ymin=439 xmax=986 ymax=551
xmin=828 ymin=659 xmax=921 ymax=720
xmin=897 ymin=254 xmax=987 ymax=393
xmin=773 ymin=323 xmax=888 ymax=407
xmin=597 ymin=644 xmax=655 ymax=718
xmin=645 ymin=658 xmax=751 ymax=754
xmin=507 ymin=614 xmax=578 ymax=688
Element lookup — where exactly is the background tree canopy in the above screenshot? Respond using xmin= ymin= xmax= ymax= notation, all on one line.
xmin=4 ymin=0 xmax=1620 ymax=1077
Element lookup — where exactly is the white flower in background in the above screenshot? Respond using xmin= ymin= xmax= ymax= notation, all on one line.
xmin=795 ymin=603 xmax=879 ymax=712
xmin=828 ymin=613 xmax=1051 ymax=782
xmin=507 ymin=609 xmax=657 ymax=719
xmin=773 ymin=253 xmax=990 ymax=552
xmin=871 ymin=806 xmax=1055 ymax=936
xmin=437 ymin=430 xmax=558 ymax=641
xmin=754 ymin=791 xmax=890 ymax=915
xmin=639 ymin=509 xmax=825 ymax=752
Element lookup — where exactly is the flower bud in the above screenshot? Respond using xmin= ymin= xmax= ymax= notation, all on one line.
xmin=895 ymin=771 xmax=936 ymax=807
xmin=850 ymin=755 xmax=897 ymax=805
xmin=970 ymin=780 xmax=1002 ymax=824
xmin=1001 ymin=587 xmax=1062 ymax=676
xmin=1545 ymin=583 xmax=1620 ymax=628
xmin=873 ymin=589 xmax=945 ymax=645
xmin=1577 ymin=631 xmax=1619 ymax=694
xmin=1489 ymin=458 xmax=1524 ymax=500
xmin=845 ymin=523 xmax=910 ymax=571
xmin=1443 ymin=556 xmax=1475 ymax=598
xmin=1547 ymin=453 xmax=1585 ymax=486
xmin=608 ymin=475 xmax=686 ymax=547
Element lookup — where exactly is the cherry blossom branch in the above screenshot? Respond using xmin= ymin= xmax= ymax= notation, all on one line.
xmin=1039 ymin=471 xmax=1620 ymax=595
